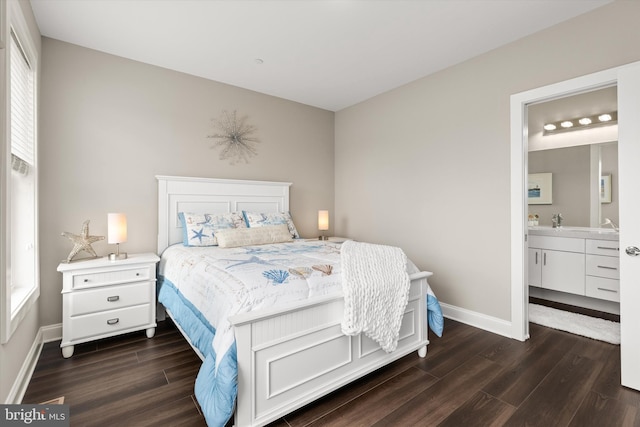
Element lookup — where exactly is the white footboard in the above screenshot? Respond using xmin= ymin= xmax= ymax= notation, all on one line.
xmin=230 ymin=271 xmax=432 ymax=427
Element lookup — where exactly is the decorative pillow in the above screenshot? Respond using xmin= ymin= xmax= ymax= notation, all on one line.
xmin=242 ymin=211 xmax=300 ymax=238
xmin=178 ymin=212 xmax=246 ymax=246
xmin=216 ymin=224 xmax=293 ymax=248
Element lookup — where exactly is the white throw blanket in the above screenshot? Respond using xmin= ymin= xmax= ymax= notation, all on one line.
xmin=340 ymin=240 xmax=411 ymax=353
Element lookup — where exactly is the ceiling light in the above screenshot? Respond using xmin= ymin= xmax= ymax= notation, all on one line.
xmin=543 ymin=111 xmax=617 ymax=136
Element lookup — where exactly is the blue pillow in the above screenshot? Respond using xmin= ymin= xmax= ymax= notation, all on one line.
xmin=178 ymin=212 xmax=246 ymax=246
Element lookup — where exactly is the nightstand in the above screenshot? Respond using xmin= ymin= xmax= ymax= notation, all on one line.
xmin=57 ymin=252 xmax=160 ymax=358
xmin=326 ymin=237 xmax=350 ymax=243
xmin=306 ymin=237 xmax=350 ymax=243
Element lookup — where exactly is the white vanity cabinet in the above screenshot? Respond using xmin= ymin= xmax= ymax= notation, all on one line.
xmin=528 ymin=235 xmax=585 ymax=295
xmin=528 ymin=248 xmax=542 ymax=288
xmin=585 ymin=239 xmax=620 ymax=302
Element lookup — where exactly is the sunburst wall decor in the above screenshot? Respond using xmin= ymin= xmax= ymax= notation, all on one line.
xmin=207 ymin=110 xmax=260 ymax=165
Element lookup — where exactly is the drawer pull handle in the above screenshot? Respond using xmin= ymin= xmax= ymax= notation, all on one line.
xmin=596 ymin=246 xmax=619 ymax=251
xmin=597 ymin=287 xmax=617 ymax=293
xmin=597 ymin=265 xmax=618 ymax=270
xmin=107 ymin=318 xmax=120 ymax=325
xmin=136 ymin=273 xmax=140 ymax=276
xmin=83 ymin=279 xmax=89 ymax=283
xmin=107 ymin=296 xmax=120 ymax=302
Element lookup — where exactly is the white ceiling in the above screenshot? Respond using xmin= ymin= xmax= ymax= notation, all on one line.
xmin=30 ymin=0 xmax=612 ymax=111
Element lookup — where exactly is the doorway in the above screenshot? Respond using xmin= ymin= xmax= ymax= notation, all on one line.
xmin=526 ymin=87 xmax=619 ymax=319
xmin=510 ymin=61 xmax=640 ymax=391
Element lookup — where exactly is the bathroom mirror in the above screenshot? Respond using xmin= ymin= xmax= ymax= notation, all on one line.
xmin=527 ymin=86 xmax=619 ymax=228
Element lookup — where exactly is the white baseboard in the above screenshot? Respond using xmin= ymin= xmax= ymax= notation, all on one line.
xmin=41 ymin=323 xmax=62 ymax=343
xmin=5 ymin=323 xmax=62 ymax=404
xmin=6 ymin=329 xmax=43 ymax=404
xmin=440 ymin=302 xmax=513 ymax=339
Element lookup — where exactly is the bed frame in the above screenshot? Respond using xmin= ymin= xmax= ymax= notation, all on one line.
xmin=156 ymin=175 xmax=432 ymax=427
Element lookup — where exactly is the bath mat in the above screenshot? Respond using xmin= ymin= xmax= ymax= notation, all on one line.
xmin=529 ymin=303 xmax=620 ymax=344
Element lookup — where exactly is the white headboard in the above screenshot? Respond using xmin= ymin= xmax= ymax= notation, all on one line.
xmin=156 ymin=175 xmax=292 ymax=253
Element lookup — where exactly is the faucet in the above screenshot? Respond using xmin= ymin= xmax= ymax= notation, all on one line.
xmin=552 ymin=213 xmax=563 ymax=228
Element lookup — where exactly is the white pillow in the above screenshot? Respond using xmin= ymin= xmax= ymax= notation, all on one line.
xmin=179 ymin=212 xmax=246 ymax=246
xmin=216 ymin=224 xmax=293 ymax=248
xmin=242 ymin=211 xmax=300 ymax=238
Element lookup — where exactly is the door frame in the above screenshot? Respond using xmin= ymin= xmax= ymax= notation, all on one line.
xmin=510 ymin=67 xmax=620 ymax=341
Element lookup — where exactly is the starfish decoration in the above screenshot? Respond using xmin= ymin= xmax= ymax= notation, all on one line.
xmin=207 ymin=110 xmax=260 ymax=165
xmin=61 ymin=220 xmax=105 ymax=262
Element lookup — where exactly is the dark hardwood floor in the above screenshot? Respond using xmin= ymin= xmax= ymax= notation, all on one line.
xmin=23 ymin=315 xmax=640 ymax=426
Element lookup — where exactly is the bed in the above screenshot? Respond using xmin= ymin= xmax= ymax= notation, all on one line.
xmin=156 ymin=175 xmax=442 ymax=427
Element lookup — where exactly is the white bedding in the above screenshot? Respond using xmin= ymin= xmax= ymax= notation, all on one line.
xmin=160 ymin=240 xmax=345 ymax=372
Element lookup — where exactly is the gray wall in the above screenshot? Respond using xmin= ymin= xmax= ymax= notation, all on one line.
xmin=334 ymin=1 xmax=640 ymax=320
xmin=38 ymin=38 xmax=335 ymax=326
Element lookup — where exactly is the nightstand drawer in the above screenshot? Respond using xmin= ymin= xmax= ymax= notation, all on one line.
xmin=72 ymin=266 xmax=151 ymax=289
xmin=68 ymin=304 xmax=152 ymax=341
xmin=69 ymin=281 xmax=153 ymax=316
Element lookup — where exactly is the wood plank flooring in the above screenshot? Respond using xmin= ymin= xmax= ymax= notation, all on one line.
xmin=23 ymin=314 xmax=640 ymax=426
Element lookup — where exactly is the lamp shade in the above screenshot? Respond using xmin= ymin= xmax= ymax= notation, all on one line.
xmin=318 ymin=210 xmax=329 ymax=231
xmin=107 ymin=213 xmax=127 ymax=244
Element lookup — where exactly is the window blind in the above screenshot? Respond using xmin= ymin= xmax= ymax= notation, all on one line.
xmin=10 ymin=29 xmax=35 ymax=166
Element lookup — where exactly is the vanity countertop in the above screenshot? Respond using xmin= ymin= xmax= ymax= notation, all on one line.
xmin=528 ymin=226 xmax=619 ymax=241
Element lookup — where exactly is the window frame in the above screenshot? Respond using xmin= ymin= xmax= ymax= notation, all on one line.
xmin=1 ymin=0 xmax=39 ymax=344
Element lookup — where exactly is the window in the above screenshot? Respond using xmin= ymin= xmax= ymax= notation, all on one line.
xmin=1 ymin=3 xmax=38 ymax=343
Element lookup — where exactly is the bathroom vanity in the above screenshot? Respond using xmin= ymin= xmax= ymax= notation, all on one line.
xmin=528 ymin=226 xmax=620 ymax=313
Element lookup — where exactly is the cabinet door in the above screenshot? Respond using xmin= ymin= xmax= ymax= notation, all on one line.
xmin=542 ymin=250 xmax=585 ymax=295
xmin=528 ymin=248 xmax=542 ymax=287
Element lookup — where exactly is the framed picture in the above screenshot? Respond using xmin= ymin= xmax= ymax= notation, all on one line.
xmin=528 ymin=173 xmax=552 ymax=205
xmin=601 ymin=174 xmax=612 ymax=203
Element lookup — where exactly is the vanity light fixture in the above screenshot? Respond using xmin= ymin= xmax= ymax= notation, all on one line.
xmin=543 ymin=111 xmax=617 ymax=136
